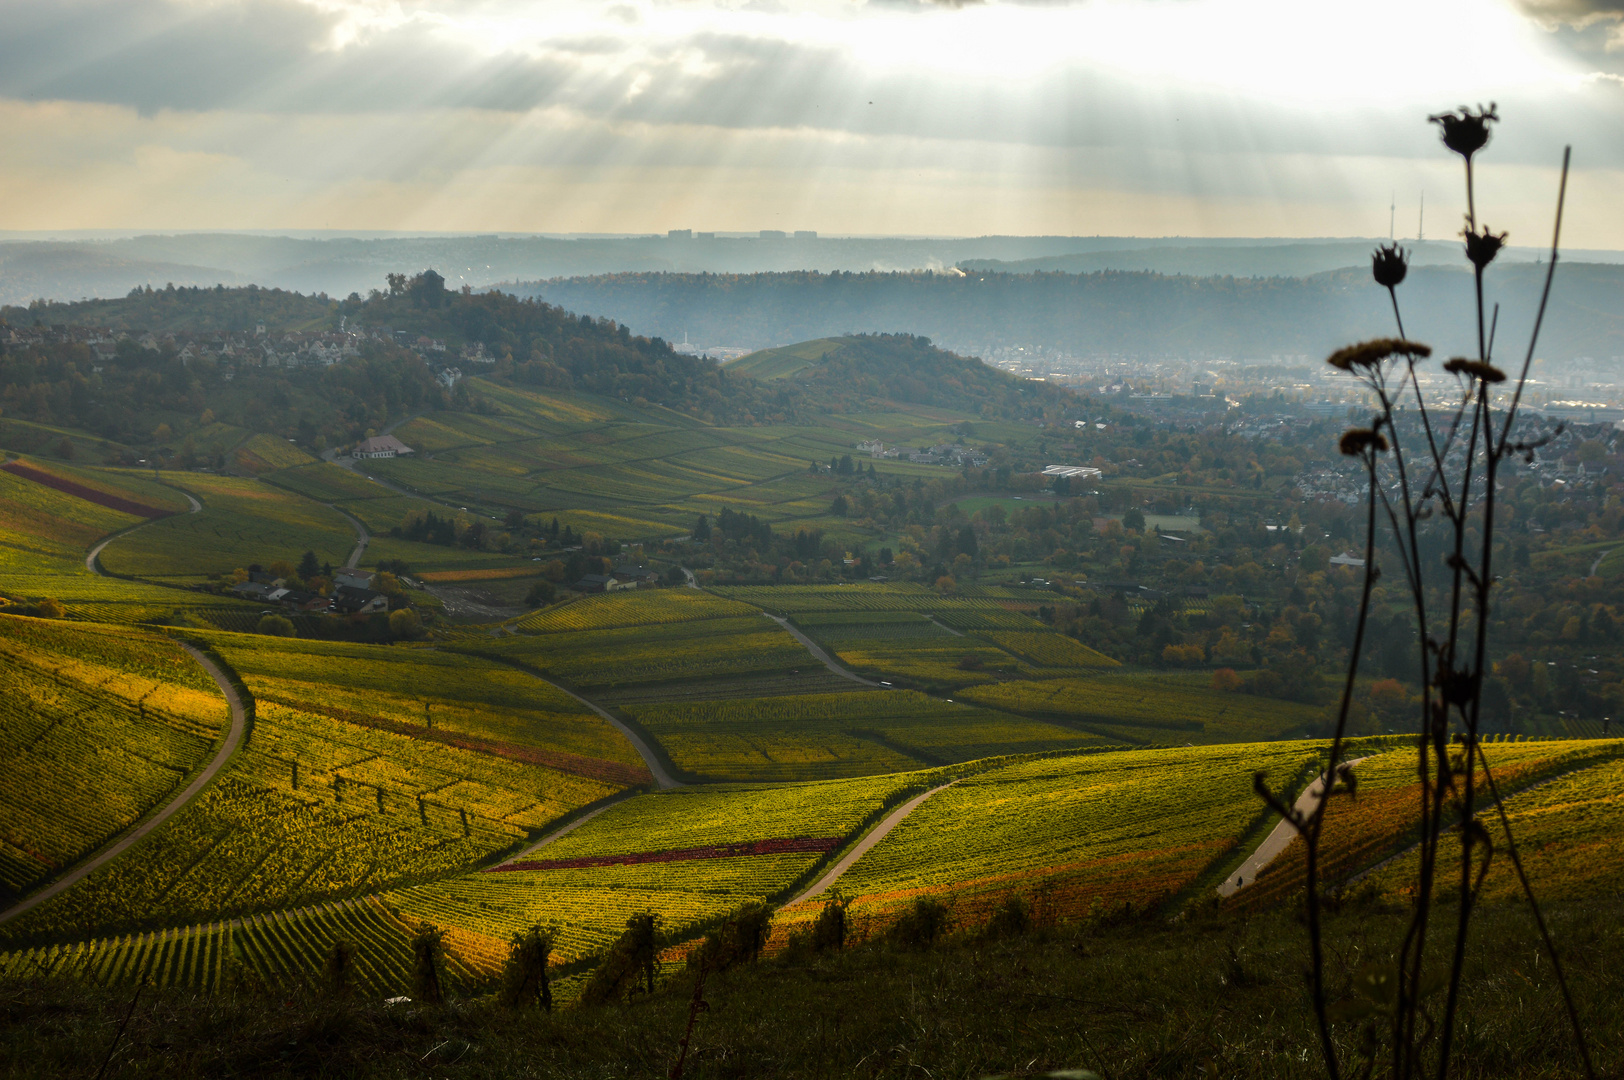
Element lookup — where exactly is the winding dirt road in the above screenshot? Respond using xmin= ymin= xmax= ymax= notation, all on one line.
xmin=761 ymin=612 xmax=887 ymax=688
xmin=783 ymin=781 xmax=956 ymax=907
xmin=0 ymin=644 xmax=247 ymax=927
xmin=84 ymin=489 xmax=201 ymax=574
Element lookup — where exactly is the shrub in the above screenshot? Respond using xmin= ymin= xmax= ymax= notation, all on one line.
xmin=34 ymin=597 xmax=65 ymax=619
xmin=388 ymin=608 xmax=423 ymax=640
xmin=811 ymin=894 xmax=849 ymax=953
xmin=1210 ymin=667 xmax=1244 ymax=692
xmin=688 ymin=902 xmax=773 ymax=974
xmin=889 ymin=897 xmax=950 ymax=950
xmin=982 ymin=894 xmax=1032 ymax=940
xmin=580 ymin=914 xmax=658 ymax=1005
xmin=524 ymin=580 xmax=557 ymax=607
xmin=324 ymin=940 xmax=356 ymax=998
xmin=410 ymin=925 xmax=445 ymax=1005
xmin=500 ymin=925 xmax=554 ymax=1011
xmin=256 ymin=614 xmax=296 ymax=637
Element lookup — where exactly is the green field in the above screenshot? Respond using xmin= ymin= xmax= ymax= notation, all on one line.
xmin=98 ymin=474 xmax=356 ymax=582
xmin=621 ymin=690 xmax=1097 ymax=782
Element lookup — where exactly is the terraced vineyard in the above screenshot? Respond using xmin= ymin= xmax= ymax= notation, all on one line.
xmin=512 ymin=589 xmax=758 ymax=634
xmin=623 ymin=690 xmax=1095 ymax=781
xmin=825 ymin=744 xmax=1319 ymax=929
xmin=0 ymin=632 xmax=645 ymax=943
xmin=391 ymin=773 xmax=930 ymax=965
xmin=958 ymin=673 xmax=1326 ymax=743
xmin=0 ymin=616 xmax=227 ymax=897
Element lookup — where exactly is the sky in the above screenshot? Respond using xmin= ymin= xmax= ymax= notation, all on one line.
xmin=3 ymin=0 xmax=1623 ymax=243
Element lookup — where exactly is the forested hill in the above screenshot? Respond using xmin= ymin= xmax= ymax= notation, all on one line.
xmin=514 ymin=263 xmax=1624 ymax=361
xmin=730 ymin=335 xmax=1069 ymax=419
xmin=0 ymin=277 xmax=1073 ymax=456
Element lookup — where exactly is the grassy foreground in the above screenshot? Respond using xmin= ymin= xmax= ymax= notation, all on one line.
xmin=2 ymin=895 xmax=1617 ymax=1079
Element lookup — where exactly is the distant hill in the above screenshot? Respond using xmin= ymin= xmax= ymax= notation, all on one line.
xmin=727 ymin=334 xmax=1072 ymax=419
xmin=955 ymin=239 xmax=1558 ymax=279
xmin=726 ymin=339 xmax=846 ymax=380
xmin=521 ymin=264 xmax=1624 ymax=364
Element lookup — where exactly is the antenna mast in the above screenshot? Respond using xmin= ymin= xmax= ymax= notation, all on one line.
xmin=1390 ymin=193 xmax=1396 ymax=241
xmin=1417 ymin=192 xmax=1425 ymax=243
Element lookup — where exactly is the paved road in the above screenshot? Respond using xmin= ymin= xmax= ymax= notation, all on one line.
xmin=84 ymin=489 xmax=201 ymax=574
xmin=1217 ymin=756 xmax=1370 ymax=898
xmin=327 ymin=504 xmax=370 ymax=569
xmin=784 ymin=781 xmax=956 ymax=907
xmin=0 ymin=644 xmax=248 ymax=927
xmin=762 ymin=612 xmax=887 ymax=688
xmin=1590 ymin=549 xmax=1614 ymax=577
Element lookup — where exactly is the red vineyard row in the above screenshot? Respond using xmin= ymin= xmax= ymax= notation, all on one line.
xmin=2 ymin=461 xmax=173 ymax=519
xmin=490 ymin=836 xmax=843 ymax=873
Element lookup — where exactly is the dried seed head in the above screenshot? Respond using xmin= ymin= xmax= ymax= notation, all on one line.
xmin=1463 ymin=224 xmax=1509 ymax=270
xmin=1371 ymin=243 xmax=1409 ymax=289
xmin=1339 ymin=428 xmax=1389 ymax=456
xmin=1442 ymin=357 xmax=1507 ymax=383
xmin=1326 ymin=338 xmax=1432 ymax=371
xmin=1428 ymin=103 xmax=1498 ymax=160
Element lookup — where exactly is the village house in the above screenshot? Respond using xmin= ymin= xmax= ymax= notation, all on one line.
xmin=353 ymin=435 xmax=414 ymax=459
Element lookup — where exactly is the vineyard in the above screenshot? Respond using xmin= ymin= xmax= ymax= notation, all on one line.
xmin=97 ymin=474 xmax=356 ymax=582
xmin=1237 ymin=738 xmax=1624 ymax=910
xmin=475 ymin=614 xmax=808 ymax=688
xmin=0 ymin=616 xmax=227 ymax=896
xmin=0 ymin=634 xmax=647 ymax=944
xmin=511 ymin=589 xmax=758 ymax=634
xmin=391 ymin=773 xmax=927 ymax=964
xmin=827 ymin=744 xmax=1319 ymax=928
xmin=0 ymin=896 xmax=485 ymax=996
xmin=958 ymin=674 xmax=1325 ymax=743
xmin=622 ymin=690 xmax=1093 ymax=782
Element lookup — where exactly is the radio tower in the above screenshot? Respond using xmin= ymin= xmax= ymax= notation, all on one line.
xmin=1417 ymin=192 xmax=1425 ymax=243
xmin=1390 ymin=193 xmax=1396 ymax=241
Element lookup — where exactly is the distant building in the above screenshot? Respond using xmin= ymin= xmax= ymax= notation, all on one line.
xmin=334 ymin=569 xmax=374 ymax=591
xmin=354 ymin=435 xmax=414 ymax=459
xmin=332 ymin=586 xmax=388 ymax=614
xmin=793 ymin=230 xmax=817 ymax=240
xmin=759 ymin=229 xmax=787 ymax=239
xmin=696 ymin=232 xmax=716 ymax=240
xmin=1042 ymin=465 xmax=1103 ymax=480
xmin=613 ymin=565 xmax=661 ymax=587
xmin=668 ymin=229 xmax=692 ymax=239
xmin=575 ymin=573 xmax=635 ymax=593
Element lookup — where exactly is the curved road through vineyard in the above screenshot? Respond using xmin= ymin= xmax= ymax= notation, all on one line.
xmin=0 ymin=644 xmax=248 ymax=927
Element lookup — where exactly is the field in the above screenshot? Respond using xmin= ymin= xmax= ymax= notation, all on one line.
xmin=0 ymin=616 xmax=227 ymax=897
xmin=0 ymin=896 xmax=485 ymax=996
xmin=958 ymin=673 xmax=1325 ymax=743
xmin=1230 ymin=738 xmax=1624 ymax=911
xmin=474 ymin=613 xmax=809 ymax=689
xmin=512 ymin=589 xmax=758 ymax=633
xmin=0 ymin=465 xmax=146 ymax=574
xmin=819 ymin=743 xmax=1319 ymax=929
xmin=389 ymin=773 xmax=931 ymax=966
xmin=0 ymin=632 xmax=646 ymax=944
xmin=97 ymin=474 xmax=356 ymax=582
xmin=621 ymin=690 xmax=1097 ymax=782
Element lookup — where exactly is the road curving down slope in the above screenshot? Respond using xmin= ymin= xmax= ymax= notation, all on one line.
xmin=0 ymin=643 xmax=248 ymax=927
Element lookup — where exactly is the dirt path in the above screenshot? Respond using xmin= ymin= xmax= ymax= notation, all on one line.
xmin=761 ymin=612 xmax=887 ymax=688
xmin=1590 ymin=549 xmax=1614 ymax=577
xmin=325 ymin=504 xmax=370 ymax=569
xmin=85 ymin=489 xmax=201 ymax=573
xmin=0 ymin=644 xmax=247 ymax=927
xmin=511 ymin=672 xmax=678 ymax=790
xmin=783 ymin=781 xmax=956 ymax=907
xmin=1217 ymin=756 xmax=1370 ymax=898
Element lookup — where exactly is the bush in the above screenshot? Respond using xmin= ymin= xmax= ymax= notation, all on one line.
xmin=524 ymin=580 xmax=557 ymax=607
xmin=580 ymin=914 xmax=658 ymax=1006
xmin=688 ymin=902 xmax=773 ymax=975
xmin=500 ymin=926 xmax=554 ymax=1011
xmin=34 ymin=597 xmax=65 ymax=619
xmin=982 ymin=895 xmax=1032 ymax=940
xmin=889 ymin=897 xmax=950 ymax=950
xmin=1210 ymin=667 xmax=1244 ymax=692
xmin=388 ymin=608 xmax=423 ymax=640
xmin=324 ymin=940 xmax=356 ymax=998
xmin=811 ymin=894 xmax=849 ymax=953
xmin=410 ymin=925 xmax=445 ymax=1005
xmin=256 ymin=614 xmax=296 ymax=637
